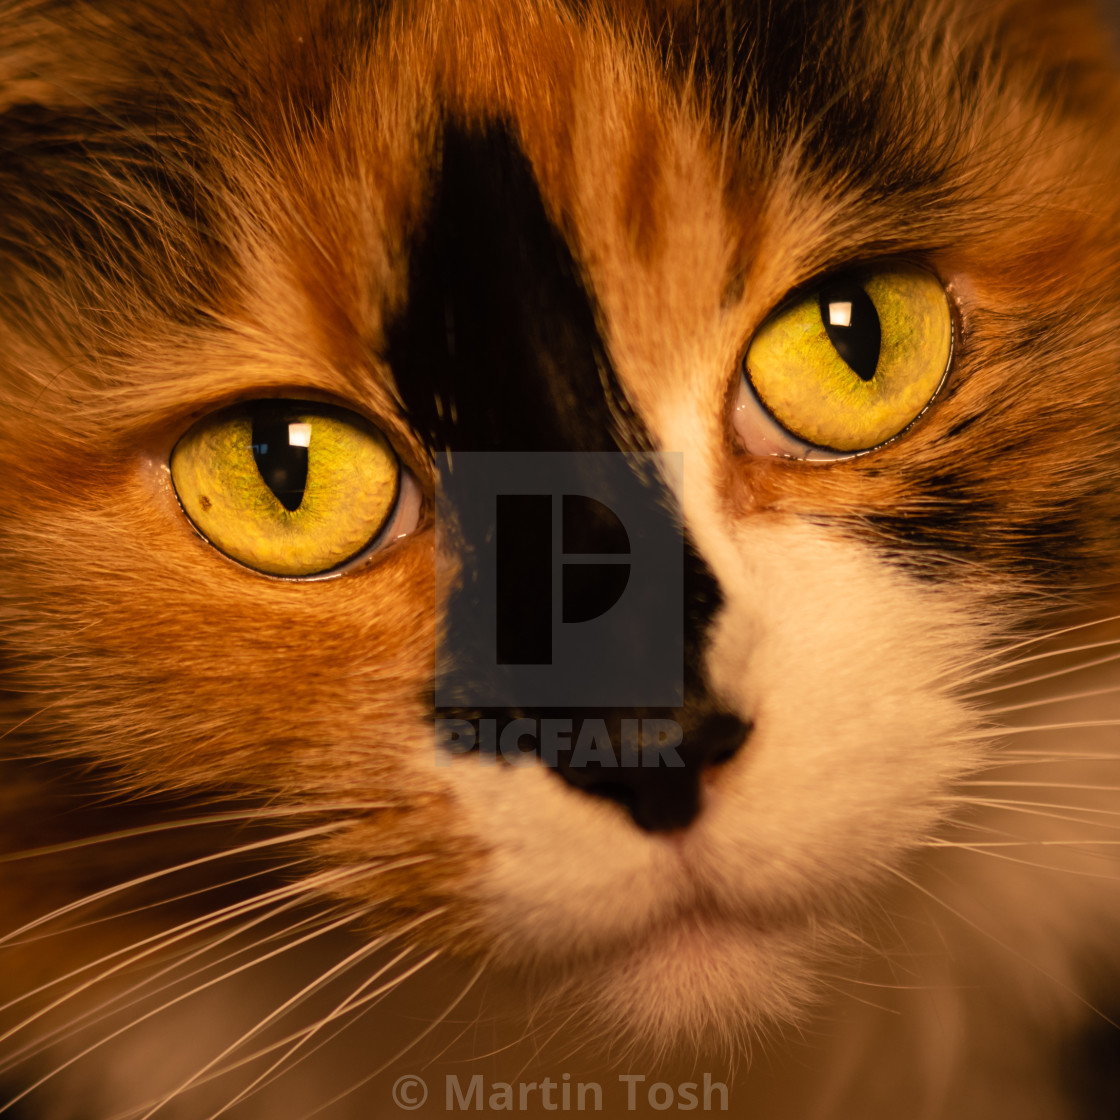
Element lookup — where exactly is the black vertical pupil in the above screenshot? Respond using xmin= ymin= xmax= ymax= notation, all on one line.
xmin=819 ymin=278 xmax=880 ymax=381
xmin=251 ymin=411 xmax=309 ymax=512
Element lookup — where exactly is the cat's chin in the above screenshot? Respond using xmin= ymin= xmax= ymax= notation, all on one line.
xmin=507 ymin=908 xmax=824 ymax=1055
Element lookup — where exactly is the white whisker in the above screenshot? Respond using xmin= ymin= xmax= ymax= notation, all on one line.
xmin=964 ymin=718 xmax=1120 ymax=739
xmin=0 ymin=824 xmax=346 ymax=950
xmin=877 ymin=862 xmax=1119 ymax=1028
xmin=953 ymin=612 xmax=1120 ymax=676
xmin=984 ymin=683 xmax=1120 ymax=714
xmin=0 ymin=856 xmax=431 ymax=1078
xmin=961 ymin=780 xmax=1120 ymax=792
xmin=295 ymin=965 xmax=486 ymax=1120
xmin=7 ymin=908 xmax=340 ymax=1076
xmin=0 ymin=865 xmax=380 ymax=1068
xmin=134 ymin=907 xmax=448 ymax=1120
xmin=0 ymin=900 xmax=379 ymax=1116
xmin=0 ymin=804 xmax=390 ymax=866
xmin=992 ymin=751 xmax=1120 ymax=761
xmin=962 ymin=649 xmax=1120 ymax=698
xmin=206 ymin=944 xmax=444 ymax=1119
xmin=936 ymin=796 xmax=1120 ymax=830
xmin=5 ymin=857 xmax=314 ymax=948
xmin=962 ymin=635 xmax=1120 ymax=686
xmin=922 ymin=840 xmax=1120 ymax=877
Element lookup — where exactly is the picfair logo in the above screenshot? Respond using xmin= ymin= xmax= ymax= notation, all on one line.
xmin=495 ymin=492 xmax=632 ymax=665
xmin=435 ymin=452 xmax=683 ymax=707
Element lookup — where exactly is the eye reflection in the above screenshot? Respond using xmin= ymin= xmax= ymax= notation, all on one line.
xmin=818 ymin=279 xmax=880 ymax=382
xmin=251 ymin=411 xmax=311 ymax=512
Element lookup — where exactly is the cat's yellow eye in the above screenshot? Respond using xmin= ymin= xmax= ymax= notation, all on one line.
xmin=742 ymin=266 xmax=952 ymax=454
xmin=171 ymin=401 xmax=401 ymax=577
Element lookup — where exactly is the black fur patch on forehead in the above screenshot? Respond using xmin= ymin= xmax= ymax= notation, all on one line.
xmin=386 ymin=120 xmax=649 ymax=456
xmin=386 ymin=118 xmax=730 ymax=743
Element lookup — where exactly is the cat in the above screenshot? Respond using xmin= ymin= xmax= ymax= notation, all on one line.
xmin=3 ymin=0 xmax=1120 ymax=1116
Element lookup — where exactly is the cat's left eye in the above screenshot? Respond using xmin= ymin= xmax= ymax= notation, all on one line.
xmin=736 ymin=265 xmax=952 ymax=459
xmin=171 ymin=400 xmax=414 ymax=578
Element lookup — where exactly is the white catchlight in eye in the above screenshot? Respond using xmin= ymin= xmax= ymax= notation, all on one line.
xmin=827 ymin=301 xmax=852 ymax=327
xmin=288 ymin=422 xmax=313 ymax=448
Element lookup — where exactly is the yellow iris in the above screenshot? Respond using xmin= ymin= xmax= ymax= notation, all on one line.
xmin=171 ymin=402 xmax=400 ymax=577
xmin=745 ymin=266 xmax=952 ymax=452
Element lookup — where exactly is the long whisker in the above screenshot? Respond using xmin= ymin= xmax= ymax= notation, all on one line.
xmin=991 ymin=751 xmax=1120 ymax=761
xmin=984 ymin=683 xmax=1120 ymax=714
xmin=0 ymin=892 xmax=380 ymax=1116
xmin=936 ymin=796 xmax=1120 ymax=829
xmin=3 ymin=905 xmax=338 ymax=1075
xmin=126 ymin=942 xmax=441 ymax=1110
xmin=951 ymin=612 xmax=1120 ymax=676
xmin=926 ymin=838 xmax=1120 ymax=847
xmin=921 ymin=840 xmax=1120 ymax=878
xmin=962 ymin=649 xmax=1120 ymax=698
xmin=206 ymin=944 xmax=445 ymax=1119
xmin=0 ymin=861 xmax=391 ymax=1061
xmin=11 ymin=860 xmax=430 ymax=1077
xmin=961 ymin=780 xmax=1120 ymax=792
xmin=879 ymin=860 xmax=1119 ymax=1028
xmin=4 ymin=857 xmax=314 ymax=948
xmin=936 ymin=814 xmax=1028 ymax=841
xmin=295 ymin=964 xmax=486 ymax=1120
xmin=0 ymin=804 xmax=389 ymax=866
xmin=1 ymin=874 xmax=329 ymax=1021
xmin=963 ymin=719 xmax=1120 ymax=739
xmin=0 ymin=823 xmax=345 ymax=949
xmin=133 ymin=906 xmax=449 ymax=1120
xmin=963 ymin=636 xmax=1120 ymax=685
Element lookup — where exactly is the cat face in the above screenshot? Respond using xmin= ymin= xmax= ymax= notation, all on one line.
xmin=3 ymin=0 xmax=1120 ymax=1092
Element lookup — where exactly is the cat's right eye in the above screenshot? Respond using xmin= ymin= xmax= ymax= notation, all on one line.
xmin=170 ymin=400 xmax=411 ymax=578
xmin=736 ymin=265 xmax=952 ymax=458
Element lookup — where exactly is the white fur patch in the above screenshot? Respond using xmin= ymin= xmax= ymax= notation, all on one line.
xmin=433 ymin=514 xmax=988 ymax=1042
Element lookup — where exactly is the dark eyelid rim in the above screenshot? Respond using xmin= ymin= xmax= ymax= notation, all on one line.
xmin=748 ymin=255 xmax=955 ymax=329
xmin=164 ymin=386 xmax=430 ymax=483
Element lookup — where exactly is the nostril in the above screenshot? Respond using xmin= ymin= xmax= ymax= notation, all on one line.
xmin=710 ymin=743 xmax=741 ymax=766
xmin=696 ymin=713 xmax=751 ymax=768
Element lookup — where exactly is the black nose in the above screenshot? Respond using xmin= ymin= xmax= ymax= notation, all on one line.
xmin=439 ymin=701 xmax=750 ymax=832
xmin=434 ymin=521 xmax=747 ymax=831
xmin=550 ymin=703 xmax=750 ymax=831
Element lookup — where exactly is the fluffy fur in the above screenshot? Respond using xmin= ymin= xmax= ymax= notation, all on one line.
xmin=2 ymin=0 xmax=1120 ymax=1116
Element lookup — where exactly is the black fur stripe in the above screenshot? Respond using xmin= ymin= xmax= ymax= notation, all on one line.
xmin=386 ymin=119 xmax=648 ymax=456
xmin=385 ymin=119 xmax=720 ymax=636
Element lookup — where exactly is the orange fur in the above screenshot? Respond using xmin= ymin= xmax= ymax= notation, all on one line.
xmin=3 ymin=0 xmax=1120 ymax=1116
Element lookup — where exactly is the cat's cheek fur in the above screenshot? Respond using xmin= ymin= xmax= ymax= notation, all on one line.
xmin=442 ymin=521 xmax=987 ymax=1042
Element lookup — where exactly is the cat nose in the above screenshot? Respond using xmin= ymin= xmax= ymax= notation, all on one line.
xmin=535 ymin=520 xmax=746 ymax=830
xmin=550 ymin=704 xmax=750 ymax=832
